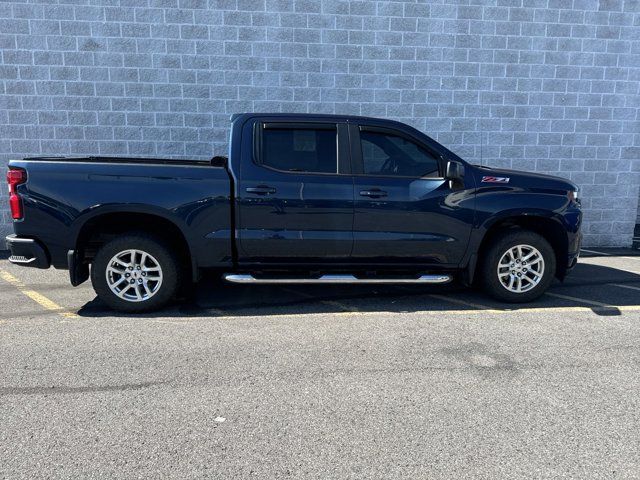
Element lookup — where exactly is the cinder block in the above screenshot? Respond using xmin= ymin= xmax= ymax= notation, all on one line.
xmin=349 ymin=1 xmax=375 ymax=16
xmin=68 ymin=111 xmax=97 ymax=126
xmin=180 ymin=25 xmax=208 ymax=39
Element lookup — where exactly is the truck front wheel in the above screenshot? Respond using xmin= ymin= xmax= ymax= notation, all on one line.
xmin=479 ymin=230 xmax=556 ymax=303
xmin=91 ymin=234 xmax=180 ymax=312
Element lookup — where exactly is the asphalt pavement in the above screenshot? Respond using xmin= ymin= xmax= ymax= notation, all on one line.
xmin=1 ymin=249 xmax=639 ymax=479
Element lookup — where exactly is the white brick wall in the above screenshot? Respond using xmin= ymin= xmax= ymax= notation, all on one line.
xmin=1 ymin=0 xmax=639 ymax=246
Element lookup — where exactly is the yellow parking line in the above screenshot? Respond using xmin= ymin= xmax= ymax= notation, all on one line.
xmin=0 ymin=269 xmax=79 ymax=319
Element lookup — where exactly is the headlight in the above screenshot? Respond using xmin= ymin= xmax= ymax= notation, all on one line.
xmin=568 ymin=189 xmax=579 ymax=204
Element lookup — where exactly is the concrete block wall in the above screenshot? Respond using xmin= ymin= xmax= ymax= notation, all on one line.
xmin=1 ymin=0 xmax=639 ymax=246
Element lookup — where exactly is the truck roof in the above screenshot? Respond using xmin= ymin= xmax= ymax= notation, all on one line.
xmin=231 ymin=112 xmax=381 ymax=122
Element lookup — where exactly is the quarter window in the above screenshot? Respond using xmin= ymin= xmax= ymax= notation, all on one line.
xmin=260 ymin=126 xmax=338 ymax=174
xmin=360 ymin=131 xmax=440 ymax=178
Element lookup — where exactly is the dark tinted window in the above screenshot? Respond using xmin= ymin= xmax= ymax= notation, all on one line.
xmin=360 ymin=131 xmax=440 ymax=178
xmin=261 ymin=126 xmax=337 ymax=174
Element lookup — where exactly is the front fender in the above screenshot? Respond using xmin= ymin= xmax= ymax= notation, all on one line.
xmin=460 ymin=190 xmax=579 ymax=283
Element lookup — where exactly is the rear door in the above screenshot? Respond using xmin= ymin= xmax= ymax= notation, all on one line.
xmin=350 ymin=124 xmax=474 ymax=266
xmin=237 ymin=119 xmax=353 ymax=263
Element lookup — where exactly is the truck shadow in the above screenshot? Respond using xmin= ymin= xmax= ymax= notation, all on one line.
xmin=77 ymin=259 xmax=640 ymax=319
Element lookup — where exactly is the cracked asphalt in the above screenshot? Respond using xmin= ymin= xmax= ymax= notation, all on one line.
xmin=1 ymin=250 xmax=639 ymax=479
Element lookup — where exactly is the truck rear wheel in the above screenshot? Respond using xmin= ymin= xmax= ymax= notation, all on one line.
xmin=479 ymin=230 xmax=556 ymax=303
xmin=91 ymin=233 xmax=180 ymax=312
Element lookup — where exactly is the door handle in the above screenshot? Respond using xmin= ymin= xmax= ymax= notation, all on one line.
xmin=359 ymin=189 xmax=388 ymax=198
xmin=246 ymin=185 xmax=276 ymax=195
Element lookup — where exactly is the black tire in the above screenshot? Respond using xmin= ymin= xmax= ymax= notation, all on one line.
xmin=479 ymin=229 xmax=556 ymax=303
xmin=91 ymin=233 xmax=180 ymax=313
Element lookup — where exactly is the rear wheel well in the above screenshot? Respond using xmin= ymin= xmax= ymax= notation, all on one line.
xmin=475 ymin=216 xmax=568 ymax=281
xmin=76 ymin=212 xmax=192 ymax=277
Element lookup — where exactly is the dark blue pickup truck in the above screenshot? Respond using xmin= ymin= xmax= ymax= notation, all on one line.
xmin=6 ymin=113 xmax=582 ymax=312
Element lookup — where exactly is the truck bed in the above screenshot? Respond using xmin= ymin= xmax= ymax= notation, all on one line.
xmin=9 ymin=156 xmax=233 ymax=271
xmin=22 ymin=156 xmax=214 ymax=167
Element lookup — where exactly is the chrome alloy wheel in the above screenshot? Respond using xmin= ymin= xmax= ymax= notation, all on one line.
xmin=497 ymin=244 xmax=545 ymax=294
xmin=105 ymin=249 xmax=163 ymax=302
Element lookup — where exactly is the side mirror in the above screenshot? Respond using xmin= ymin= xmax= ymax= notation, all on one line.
xmin=211 ymin=156 xmax=228 ymax=167
xmin=445 ymin=161 xmax=465 ymax=181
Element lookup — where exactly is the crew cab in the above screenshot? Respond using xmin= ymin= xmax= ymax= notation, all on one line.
xmin=6 ymin=113 xmax=582 ymax=312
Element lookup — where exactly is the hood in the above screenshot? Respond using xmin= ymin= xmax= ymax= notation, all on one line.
xmin=472 ymin=165 xmax=578 ymax=192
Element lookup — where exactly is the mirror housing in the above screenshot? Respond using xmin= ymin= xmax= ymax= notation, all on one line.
xmin=211 ymin=155 xmax=228 ymax=167
xmin=445 ymin=161 xmax=465 ymax=182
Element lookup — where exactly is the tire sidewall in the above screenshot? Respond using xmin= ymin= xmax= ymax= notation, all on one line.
xmin=91 ymin=234 xmax=179 ymax=312
xmin=481 ymin=230 xmax=556 ymax=303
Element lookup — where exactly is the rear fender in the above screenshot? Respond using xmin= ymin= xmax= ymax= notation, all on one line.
xmin=71 ymin=205 xmax=198 ymax=282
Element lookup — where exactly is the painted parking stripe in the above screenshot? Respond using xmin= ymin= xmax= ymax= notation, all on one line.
xmin=428 ymin=294 xmax=497 ymax=312
xmin=394 ymin=286 xmax=497 ymax=312
xmin=580 ymin=248 xmax=612 ymax=256
xmin=610 ymin=283 xmax=640 ymax=293
xmin=279 ymin=286 xmax=359 ymax=313
xmin=545 ymin=292 xmax=615 ymax=309
xmin=180 ymin=304 xmax=640 ymax=322
xmin=0 ymin=269 xmax=79 ymax=319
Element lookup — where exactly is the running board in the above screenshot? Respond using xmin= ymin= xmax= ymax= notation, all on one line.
xmin=8 ymin=255 xmax=36 ymax=265
xmin=222 ymin=274 xmax=452 ymax=285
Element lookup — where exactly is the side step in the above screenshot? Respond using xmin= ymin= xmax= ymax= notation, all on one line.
xmin=8 ymin=255 xmax=36 ymax=265
xmin=223 ymin=274 xmax=452 ymax=285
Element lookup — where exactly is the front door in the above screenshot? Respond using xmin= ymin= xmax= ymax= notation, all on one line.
xmin=237 ymin=120 xmax=353 ymax=263
xmin=351 ymin=125 xmax=475 ymax=266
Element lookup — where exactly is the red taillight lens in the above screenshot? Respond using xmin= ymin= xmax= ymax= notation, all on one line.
xmin=7 ymin=168 xmax=27 ymax=220
xmin=7 ymin=169 xmax=26 ymax=186
xmin=9 ymin=193 xmax=23 ymax=219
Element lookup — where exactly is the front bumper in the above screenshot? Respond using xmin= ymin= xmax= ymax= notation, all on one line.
xmin=5 ymin=235 xmax=50 ymax=269
xmin=566 ymin=231 xmax=582 ymax=274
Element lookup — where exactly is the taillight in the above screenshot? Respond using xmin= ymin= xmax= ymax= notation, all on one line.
xmin=7 ymin=168 xmax=27 ymax=220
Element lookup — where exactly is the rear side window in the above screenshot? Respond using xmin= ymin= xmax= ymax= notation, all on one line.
xmin=360 ymin=131 xmax=440 ymax=178
xmin=260 ymin=126 xmax=338 ymax=174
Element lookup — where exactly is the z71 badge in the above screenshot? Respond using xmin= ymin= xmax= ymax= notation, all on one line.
xmin=481 ymin=176 xmax=510 ymax=183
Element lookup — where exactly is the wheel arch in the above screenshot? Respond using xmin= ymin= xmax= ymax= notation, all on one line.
xmin=473 ymin=213 xmax=569 ymax=283
xmin=73 ymin=206 xmax=196 ymax=281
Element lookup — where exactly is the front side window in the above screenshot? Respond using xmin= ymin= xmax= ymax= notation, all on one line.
xmin=260 ymin=126 xmax=337 ymax=174
xmin=360 ymin=131 xmax=440 ymax=178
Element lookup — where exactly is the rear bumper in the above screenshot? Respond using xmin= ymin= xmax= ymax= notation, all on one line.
xmin=5 ymin=235 xmax=50 ymax=269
